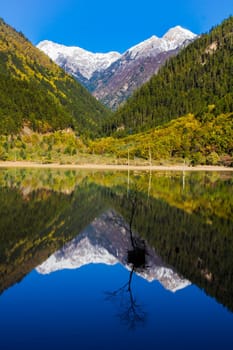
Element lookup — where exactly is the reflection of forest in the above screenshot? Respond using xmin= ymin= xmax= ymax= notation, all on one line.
xmin=0 ymin=180 xmax=108 ymax=294
xmin=0 ymin=169 xmax=232 ymax=313
xmin=106 ymin=187 xmax=233 ymax=313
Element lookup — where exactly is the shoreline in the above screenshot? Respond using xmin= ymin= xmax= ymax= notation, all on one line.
xmin=0 ymin=161 xmax=232 ymax=172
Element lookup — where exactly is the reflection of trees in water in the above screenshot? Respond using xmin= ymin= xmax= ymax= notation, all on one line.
xmin=105 ymin=189 xmax=147 ymax=330
xmin=105 ymin=265 xmax=146 ymax=330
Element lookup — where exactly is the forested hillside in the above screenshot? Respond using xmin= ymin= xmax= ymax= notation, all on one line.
xmin=0 ymin=18 xmax=110 ymax=137
xmin=107 ymin=16 xmax=233 ymax=135
xmin=90 ymin=110 xmax=233 ymax=165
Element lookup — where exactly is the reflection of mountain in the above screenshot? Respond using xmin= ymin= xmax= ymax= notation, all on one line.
xmin=0 ymin=169 xmax=232 ymax=312
xmin=37 ymin=210 xmax=190 ymax=292
xmin=106 ymin=186 xmax=233 ymax=312
xmin=0 ymin=181 xmax=107 ymax=295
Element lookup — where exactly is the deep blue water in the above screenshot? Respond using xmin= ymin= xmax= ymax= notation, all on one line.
xmin=0 ymin=263 xmax=232 ymax=350
xmin=0 ymin=169 xmax=233 ymax=350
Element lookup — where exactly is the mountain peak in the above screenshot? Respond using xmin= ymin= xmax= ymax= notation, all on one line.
xmin=125 ymin=26 xmax=196 ymax=60
xmin=37 ymin=25 xmax=197 ymax=108
xmin=164 ymin=25 xmax=196 ymax=36
xmin=127 ymin=35 xmax=165 ymax=59
xmin=168 ymin=25 xmax=187 ymax=31
xmin=37 ymin=40 xmax=121 ymax=79
xmin=163 ymin=26 xmax=197 ymax=49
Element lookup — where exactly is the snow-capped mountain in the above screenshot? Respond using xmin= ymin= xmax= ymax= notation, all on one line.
xmin=37 ymin=40 xmax=121 ymax=80
xmin=36 ymin=210 xmax=190 ymax=293
xmin=127 ymin=26 xmax=195 ymax=58
xmin=163 ymin=25 xmax=197 ymax=50
xmin=37 ymin=26 xmax=197 ymax=109
xmin=92 ymin=26 xmax=196 ymax=108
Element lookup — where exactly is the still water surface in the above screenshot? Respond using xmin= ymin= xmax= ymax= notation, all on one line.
xmin=0 ymin=169 xmax=232 ymax=350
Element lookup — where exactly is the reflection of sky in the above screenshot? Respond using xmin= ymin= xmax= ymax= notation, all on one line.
xmin=0 ymin=264 xmax=232 ymax=350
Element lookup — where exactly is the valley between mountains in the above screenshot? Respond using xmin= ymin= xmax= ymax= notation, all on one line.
xmin=0 ymin=16 xmax=232 ymax=167
xmin=37 ymin=26 xmax=196 ymax=110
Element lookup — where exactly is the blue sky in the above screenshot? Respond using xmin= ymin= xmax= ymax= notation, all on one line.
xmin=0 ymin=0 xmax=232 ymax=53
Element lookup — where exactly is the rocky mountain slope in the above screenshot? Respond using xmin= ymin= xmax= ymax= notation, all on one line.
xmin=38 ymin=26 xmax=196 ymax=109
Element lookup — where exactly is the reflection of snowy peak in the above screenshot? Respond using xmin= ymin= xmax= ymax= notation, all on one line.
xmin=139 ymin=266 xmax=190 ymax=292
xmin=36 ymin=210 xmax=190 ymax=292
xmin=37 ymin=236 xmax=118 ymax=273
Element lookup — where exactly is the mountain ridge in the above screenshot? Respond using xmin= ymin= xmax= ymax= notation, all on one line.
xmin=37 ymin=40 xmax=121 ymax=79
xmin=37 ymin=26 xmax=196 ymax=109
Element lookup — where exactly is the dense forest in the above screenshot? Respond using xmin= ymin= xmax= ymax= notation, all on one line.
xmin=0 ymin=18 xmax=110 ymax=137
xmin=107 ymin=16 xmax=233 ymax=135
xmin=91 ymin=110 xmax=233 ymax=165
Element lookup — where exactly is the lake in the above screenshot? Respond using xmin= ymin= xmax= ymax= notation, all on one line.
xmin=0 ymin=168 xmax=232 ymax=350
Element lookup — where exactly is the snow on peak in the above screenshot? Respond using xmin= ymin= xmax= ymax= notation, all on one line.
xmin=126 ymin=26 xmax=196 ymax=59
xmin=126 ymin=35 xmax=160 ymax=58
xmin=37 ymin=25 xmax=196 ymax=79
xmin=127 ymin=35 xmax=162 ymax=58
xmin=163 ymin=25 xmax=197 ymax=49
xmin=37 ymin=40 xmax=121 ymax=79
